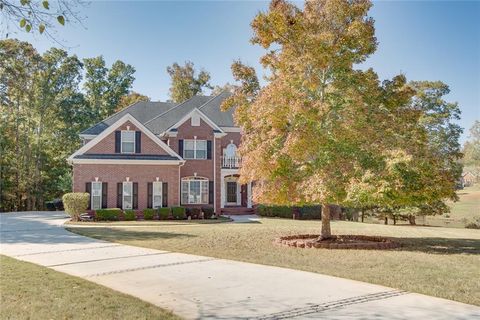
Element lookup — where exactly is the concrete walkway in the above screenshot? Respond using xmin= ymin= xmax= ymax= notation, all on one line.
xmin=1 ymin=212 xmax=479 ymax=320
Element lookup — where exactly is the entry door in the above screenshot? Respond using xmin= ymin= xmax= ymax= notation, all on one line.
xmin=226 ymin=182 xmax=237 ymax=203
xmin=241 ymin=184 xmax=248 ymax=207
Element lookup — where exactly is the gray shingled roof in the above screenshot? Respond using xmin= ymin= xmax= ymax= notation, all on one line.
xmin=80 ymin=92 xmax=236 ymax=136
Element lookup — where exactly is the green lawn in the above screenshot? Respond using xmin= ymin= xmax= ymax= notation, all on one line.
xmin=425 ymin=184 xmax=480 ymax=228
xmin=68 ymin=219 xmax=480 ymax=306
xmin=0 ymin=255 xmax=181 ymax=320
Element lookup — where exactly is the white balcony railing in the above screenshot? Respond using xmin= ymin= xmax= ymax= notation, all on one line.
xmin=222 ymin=156 xmax=241 ymax=168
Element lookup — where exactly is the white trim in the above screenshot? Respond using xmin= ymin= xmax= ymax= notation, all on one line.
xmin=79 ymin=134 xmax=97 ymax=140
xmin=247 ymin=182 xmax=252 ymax=208
xmin=166 ymin=108 xmax=224 ymax=134
xmin=70 ymin=159 xmax=184 ymax=165
xmin=220 ymin=126 xmax=241 ymax=133
xmin=181 ymin=176 xmax=209 ymax=205
xmin=183 ymin=138 xmax=207 ymax=160
xmin=67 ymin=113 xmax=183 ymax=163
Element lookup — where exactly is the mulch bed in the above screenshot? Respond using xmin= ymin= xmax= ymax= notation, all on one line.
xmin=274 ymin=234 xmax=400 ymax=250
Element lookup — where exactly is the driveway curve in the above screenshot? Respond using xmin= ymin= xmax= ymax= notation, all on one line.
xmin=1 ymin=212 xmax=479 ymax=319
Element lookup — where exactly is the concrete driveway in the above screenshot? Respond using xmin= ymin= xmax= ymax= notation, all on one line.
xmin=1 ymin=212 xmax=479 ymax=319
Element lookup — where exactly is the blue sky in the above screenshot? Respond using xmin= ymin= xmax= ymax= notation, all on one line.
xmin=10 ymin=1 xmax=480 ymax=143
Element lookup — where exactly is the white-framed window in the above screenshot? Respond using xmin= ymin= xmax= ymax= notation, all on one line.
xmin=181 ymin=177 xmax=209 ymax=204
xmin=123 ymin=181 xmax=133 ymax=209
xmin=91 ymin=181 xmax=102 ymax=210
xmin=184 ymin=139 xmax=207 ymax=159
xmin=121 ymin=131 xmax=135 ymax=153
xmin=153 ymin=181 xmax=163 ymax=209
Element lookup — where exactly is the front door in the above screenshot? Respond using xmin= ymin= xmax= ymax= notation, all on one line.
xmin=226 ymin=181 xmax=237 ymax=204
xmin=241 ymin=184 xmax=248 ymax=207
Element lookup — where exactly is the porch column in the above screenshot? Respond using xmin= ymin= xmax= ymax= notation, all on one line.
xmin=220 ymin=173 xmax=225 ymax=208
xmin=247 ymin=182 xmax=252 ymax=208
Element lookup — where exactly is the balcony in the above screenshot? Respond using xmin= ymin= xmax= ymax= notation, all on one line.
xmin=222 ymin=155 xmax=241 ymax=169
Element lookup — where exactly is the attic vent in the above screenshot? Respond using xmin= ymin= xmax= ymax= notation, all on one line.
xmin=191 ymin=113 xmax=200 ymax=126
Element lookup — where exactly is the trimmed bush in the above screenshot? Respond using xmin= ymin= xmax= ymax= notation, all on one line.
xmin=158 ymin=207 xmax=171 ymax=220
xmin=171 ymin=207 xmax=186 ymax=220
xmin=95 ymin=208 xmax=121 ymax=221
xmin=143 ymin=208 xmax=155 ymax=220
xmin=124 ymin=210 xmax=136 ymax=221
xmin=62 ymin=192 xmax=89 ymax=221
xmin=189 ymin=208 xmax=202 ymax=219
xmin=299 ymin=205 xmax=321 ymax=220
xmin=202 ymin=207 xmax=215 ymax=219
xmin=256 ymin=204 xmax=321 ymax=220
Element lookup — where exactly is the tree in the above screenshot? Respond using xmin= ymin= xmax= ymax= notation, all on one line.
xmin=83 ymin=56 xmax=135 ymax=122
xmin=223 ymin=0 xmax=456 ymax=238
xmin=166 ymin=61 xmax=212 ymax=103
xmin=463 ymin=120 xmax=480 ymax=167
xmin=0 ymin=0 xmax=83 ymax=38
xmin=115 ymin=91 xmax=149 ymax=112
xmin=211 ymin=83 xmax=235 ymax=96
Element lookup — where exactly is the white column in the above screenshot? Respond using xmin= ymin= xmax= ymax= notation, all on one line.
xmin=220 ymin=173 xmax=225 ymax=208
xmin=247 ymin=182 xmax=252 ymax=208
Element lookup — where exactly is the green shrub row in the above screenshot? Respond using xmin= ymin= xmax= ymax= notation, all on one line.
xmin=95 ymin=208 xmax=122 ymax=221
xmin=92 ymin=206 xmax=214 ymax=221
xmin=256 ymin=205 xmax=321 ymax=220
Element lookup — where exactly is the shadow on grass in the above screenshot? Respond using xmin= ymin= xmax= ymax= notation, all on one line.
xmin=67 ymin=228 xmax=197 ymax=242
xmin=395 ymin=237 xmax=480 ymax=255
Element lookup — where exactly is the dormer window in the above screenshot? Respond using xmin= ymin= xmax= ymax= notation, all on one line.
xmin=121 ymin=131 xmax=135 ymax=153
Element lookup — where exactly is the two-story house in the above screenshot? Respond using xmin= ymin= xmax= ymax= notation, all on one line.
xmin=68 ymin=92 xmax=253 ymax=215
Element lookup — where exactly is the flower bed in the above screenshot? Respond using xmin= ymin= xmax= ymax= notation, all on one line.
xmin=275 ymin=234 xmax=400 ymax=249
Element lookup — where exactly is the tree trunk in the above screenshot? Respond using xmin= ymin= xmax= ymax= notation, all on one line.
xmin=393 ymin=215 xmax=397 ymax=225
xmin=384 ymin=216 xmax=388 ymax=225
xmin=319 ymin=204 xmax=332 ymax=240
xmin=408 ymin=215 xmax=416 ymax=225
xmin=361 ymin=209 xmax=364 ymax=223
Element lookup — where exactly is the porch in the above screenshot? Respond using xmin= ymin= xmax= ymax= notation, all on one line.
xmin=220 ymin=171 xmax=252 ymax=215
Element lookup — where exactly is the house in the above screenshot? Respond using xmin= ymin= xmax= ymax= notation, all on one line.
xmin=462 ymin=171 xmax=478 ymax=187
xmin=68 ymin=92 xmax=253 ymax=215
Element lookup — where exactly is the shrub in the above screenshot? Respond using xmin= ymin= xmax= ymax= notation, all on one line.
xmin=53 ymin=198 xmax=64 ymax=211
xmin=158 ymin=207 xmax=171 ymax=220
xmin=45 ymin=201 xmax=56 ymax=211
xmin=202 ymin=207 xmax=215 ymax=219
xmin=124 ymin=210 xmax=136 ymax=221
xmin=189 ymin=207 xmax=202 ymax=219
xmin=95 ymin=208 xmax=121 ymax=221
xmin=299 ymin=205 xmax=321 ymax=220
xmin=256 ymin=204 xmax=321 ymax=220
xmin=143 ymin=208 xmax=155 ymax=220
xmin=465 ymin=217 xmax=480 ymax=229
xmin=62 ymin=193 xmax=89 ymax=221
xmin=171 ymin=207 xmax=186 ymax=220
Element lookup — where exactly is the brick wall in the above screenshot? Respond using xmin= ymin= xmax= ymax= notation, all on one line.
xmin=73 ymin=164 xmax=179 ymax=210
xmin=86 ymin=121 xmax=170 ymax=155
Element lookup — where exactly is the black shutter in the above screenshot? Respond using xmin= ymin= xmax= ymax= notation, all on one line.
xmin=102 ymin=182 xmax=108 ymax=208
xmin=135 ymin=131 xmax=141 ymax=153
xmin=117 ymin=183 xmax=123 ymax=208
xmin=178 ymin=139 xmax=184 ymax=157
xmin=85 ymin=182 xmax=91 ymax=210
xmin=162 ymin=182 xmax=168 ymax=207
xmin=133 ymin=182 xmax=138 ymax=209
xmin=209 ymin=181 xmax=214 ymax=204
xmin=115 ymin=131 xmax=121 ymax=153
xmin=147 ymin=182 xmax=153 ymax=208
xmin=207 ymin=140 xmax=212 ymax=159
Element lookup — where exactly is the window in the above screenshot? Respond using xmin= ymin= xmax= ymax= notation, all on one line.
xmin=181 ymin=177 xmax=209 ymax=204
xmin=121 ymin=131 xmax=135 ymax=153
xmin=183 ymin=139 xmax=207 ymax=159
xmin=153 ymin=182 xmax=162 ymax=209
xmin=123 ymin=181 xmax=133 ymax=209
xmin=91 ymin=182 xmax=102 ymax=210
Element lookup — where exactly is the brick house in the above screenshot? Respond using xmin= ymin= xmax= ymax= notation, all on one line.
xmin=68 ymin=92 xmax=252 ymax=215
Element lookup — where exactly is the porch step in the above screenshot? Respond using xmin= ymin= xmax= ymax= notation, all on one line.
xmin=221 ymin=207 xmax=255 ymax=215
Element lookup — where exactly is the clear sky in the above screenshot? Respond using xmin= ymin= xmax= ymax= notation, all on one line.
xmin=9 ymin=0 xmax=480 ymax=143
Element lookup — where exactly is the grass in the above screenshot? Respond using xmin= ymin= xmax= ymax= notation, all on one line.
xmin=0 ymin=255 xmax=181 ymax=320
xmin=66 ymin=216 xmax=232 ymax=227
xmin=68 ymin=219 xmax=480 ymax=306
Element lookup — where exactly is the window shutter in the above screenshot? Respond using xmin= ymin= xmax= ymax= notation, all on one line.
xmin=178 ymin=140 xmax=184 ymax=157
xmin=133 ymin=182 xmax=138 ymax=209
xmin=147 ymin=182 xmax=153 ymax=208
xmin=102 ymin=182 xmax=108 ymax=208
xmin=209 ymin=181 xmax=214 ymax=204
xmin=117 ymin=183 xmax=123 ymax=208
xmin=85 ymin=182 xmax=91 ymax=210
xmin=162 ymin=182 xmax=168 ymax=207
xmin=115 ymin=131 xmax=121 ymax=153
xmin=207 ymin=140 xmax=212 ymax=159
xmin=135 ymin=131 xmax=141 ymax=153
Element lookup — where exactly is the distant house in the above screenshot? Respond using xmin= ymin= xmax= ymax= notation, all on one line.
xmin=462 ymin=171 xmax=478 ymax=187
xmin=68 ymin=92 xmax=253 ymax=215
